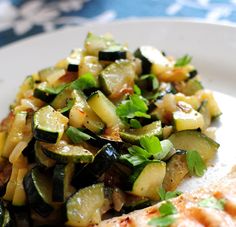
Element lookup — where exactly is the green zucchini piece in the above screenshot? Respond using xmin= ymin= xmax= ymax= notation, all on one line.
xmin=52 ymin=163 xmax=75 ymax=202
xmin=41 ymin=140 xmax=94 ymax=163
xmin=87 ymin=90 xmax=120 ymax=127
xmin=120 ymin=121 xmax=162 ymax=144
xmin=182 ymin=78 xmax=203 ymax=95
xmin=38 ymin=67 xmax=65 ymax=85
xmin=67 ymin=48 xmax=83 ymax=72
xmin=98 ymin=49 xmax=126 ymax=61
xmin=35 ymin=141 xmax=56 ymax=168
xmin=134 ymin=46 xmax=170 ymax=74
xmin=168 ymin=130 xmax=219 ymax=163
xmin=72 ymin=143 xmax=119 ymax=189
xmin=84 ymin=32 xmax=115 ymax=56
xmin=33 ymin=105 xmax=68 ymax=144
xmin=173 ymin=107 xmax=204 ymax=131
xmin=66 ymin=184 xmax=104 ymax=226
xmin=0 ymin=200 xmax=4 ymax=226
xmin=123 ymin=198 xmax=151 ymax=213
xmin=33 ymin=82 xmax=57 ymax=103
xmin=130 ymin=161 xmax=166 ymax=200
xmin=50 ymin=87 xmax=74 ymax=110
xmin=99 ymin=60 xmax=135 ymax=96
xmin=162 ymin=151 xmax=188 ymax=191
xmin=23 ymin=167 xmax=54 ymax=217
xmin=2 ymin=207 xmax=12 ymax=227
xmin=198 ymin=100 xmax=211 ymax=130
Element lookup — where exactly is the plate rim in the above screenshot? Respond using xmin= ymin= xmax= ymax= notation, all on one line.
xmin=1 ymin=17 xmax=236 ymax=51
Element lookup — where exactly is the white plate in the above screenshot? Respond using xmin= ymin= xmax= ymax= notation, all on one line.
xmin=1 ymin=19 xmax=236 ymax=192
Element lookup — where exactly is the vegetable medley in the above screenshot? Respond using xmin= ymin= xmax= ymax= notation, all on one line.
xmin=0 ymin=33 xmax=221 ymax=226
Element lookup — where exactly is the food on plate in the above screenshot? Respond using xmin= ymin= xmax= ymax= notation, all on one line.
xmin=0 ymin=32 xmax=221 ymax=226
xmin=100 ymin=166 xmax=236 ymax=227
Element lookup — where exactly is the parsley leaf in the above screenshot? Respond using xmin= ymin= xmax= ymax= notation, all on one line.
xmin=129 ymin=119 xmax=142 ymax=129
xmin=116 ymin=94 xmax=150 ymax=119
xmin=148 ymin=215 xmax=175 ymax=227
xmin=140 ymin=136 xmax=162 ymax=156
xmin=148 ymin=201 xmax=177 ymax=227
xmin=44 ymin=84 xmax=67 ymax=94
xmin=120 ymin=154 xmax=147 ymax=166
xmin=70 ymin=72 xmax=97 ymax=91
xmin=198 ymin=197 xmax=225 ymax=210
xmin=186 ymin=150 xmax=206 ymax=177
xmin=133 ymin=84 xmax=141 ymax=95
xmin=158 ymin=187 xmax=182 ymax=201
xmin=174 ymin=55 xmax=192 ymax=67
xmin=128 ymin=145 xmax=150 ymax=159
xmin=66 ymin=126 xmax=94 ymax=144
xmin=159 ymin=201 xmax=177 ymax=216
xmin=120 ymin=137 xmax=174 ymax=167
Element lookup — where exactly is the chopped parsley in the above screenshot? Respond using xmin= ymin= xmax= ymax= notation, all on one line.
xmin=120 ymin=136 xmax=174 ymax=166
xmin=174 ymin=55 xmax=192 ymax=67
xmin=148 ymin=201 xmax=177 ymax=227
xmin=158 ymin=187 xmax=182 ymax=201
xmin=70 ymin=72 xmax=97 ymax=91
xmin=186 ymin=150 xmax=206 ymax=177
xmin=198 ymin=197 xmax=225 ymax=210
xmin=120 ymin=136 xmax=163 ymax=166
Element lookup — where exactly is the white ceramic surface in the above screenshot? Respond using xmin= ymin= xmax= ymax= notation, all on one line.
xmin=0 ymin=19 xmax=236 ymax=192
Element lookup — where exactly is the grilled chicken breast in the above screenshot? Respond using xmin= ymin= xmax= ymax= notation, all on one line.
xmin=100 ymin=166 xmax=236 ymax=227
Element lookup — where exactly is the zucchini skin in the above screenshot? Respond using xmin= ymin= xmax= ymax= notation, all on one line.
xmin=23 ymin=168 xmax=54 ymax=217
xmin=134 ymin=48 xmax=152 ymax=74
xmin=33 ymin=127 xmax=59 ymax=144
xmin=22 ymin=138 xmax=36 ymax=163
xmin=72 ymin=143 xmax=119 ymax=189
xmin=98 ymin=51 xmax=126 ymax=61
xmin=52 ymin=164 xmax=65 ymax=202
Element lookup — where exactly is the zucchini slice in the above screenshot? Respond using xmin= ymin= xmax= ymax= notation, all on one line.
xmin=162 ymin=151 xmax=188 ymax=191
xmin=0 ymin=200 xmax=4 ymax=226
xmin=72 ymin=143 xmax=119 ymax=188
xmin=38 ymin=67 xmax=66 ymax=85
xmin=2 ymin=207 xmax=12 ymax=227
xmin=181 ymin=78 xmax=203 ymax=96
xmin=35 ymin=141 xmax=56 ymax=169
xmin=168 ymin=130 xmax=219 ymax=163
xmin=99 ymin=49 xmax=126 ymax=61
xmin=33 ymin=105 xmax=68 ymax=144
xmin=134 ymin=46 xmax=171 ymax=74
xmin=87 ymin=90 xmax=120 ymax=128
xmin=99 ymin=60 xmax=135 ymax=97
xmin=66 ymin=184 xmax=104 ymax=226
xmin=23 ymin=167 xmax=54 ymax=217
xmin=41 ymin=140 xmax=94 ymax=163
xmin=52 ymin=163 xmax=75 ymax=202
xmin=130 ymin=161 xmax=166 ymax=200
xmin=33 ymin=82 xmax=57 ymax=103
xmin=120 ymin=121 xmax=162 ymax=144
xmin=198 ymin=100 xmax=211 ymax=130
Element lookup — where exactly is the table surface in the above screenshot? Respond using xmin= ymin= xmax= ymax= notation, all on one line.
xmin=1 ymin=0 xmax=236 ymax=48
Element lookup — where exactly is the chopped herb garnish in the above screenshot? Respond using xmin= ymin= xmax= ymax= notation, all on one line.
xmin=186 ymin=150 xmax=206 ymax=177
xmin=174 ymin=55 xmax=192 ymax=67
xmin=198 ymin=197 xmax=225 ymax=210
xmin=66 ymin=126 xmax=94 ymax=144
xmin=158 ymin=187 xmax=182 ymax=201
xmin=120 ymin=136 xmax=163 ymax=166
xmin=129 ymin=119 xmax=142 ymax=129
xmin=44 ymin=84 xmax=67 ymax=94
xmin=134 ymin=84 xmax=141 ymax=95
xmin=116 ymin=94 xmax=150 ymax=120
xmin=148 ymin=201 xmax=177 ymax=227
xmin=70 ymin=72 xmax=97 ymax=91
xmin=140 ymin=136 xmax=162 ymax=156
